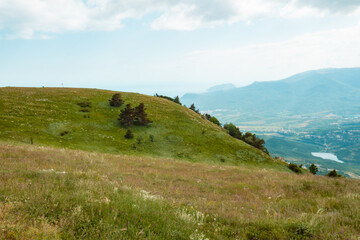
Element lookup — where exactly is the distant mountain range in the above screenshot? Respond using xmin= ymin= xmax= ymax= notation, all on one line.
xmin=182 ymin=68 xmax=360 ymax=120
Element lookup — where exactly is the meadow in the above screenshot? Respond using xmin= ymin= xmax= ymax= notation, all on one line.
xmin=1 ymin=143 xmax=360 ymax=239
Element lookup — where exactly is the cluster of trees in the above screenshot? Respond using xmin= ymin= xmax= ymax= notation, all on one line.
xmin=203 ymin=113 xmax=221 ymax=126
xmin=287 ymin=162 xmax=344 ymax=177
xmin=154 ymin=94 xmax=181 ymax=105
xmin=118 ymin=103 xmax=151 ymax=128
xmin=109 ymin=93 xmax=151 ymax=139
xmin=188 ymin=103 xmax=268 ymax=153
xmin=188 ymin=103 xmax=221 ymax=126
xmin=223 ymin=123 xmax=268 ymax=154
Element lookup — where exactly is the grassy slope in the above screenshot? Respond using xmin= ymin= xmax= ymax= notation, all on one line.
xmin=2 ymin=88 xmax=360 ymax=239
xmin=0 ymin=87 xmax=278 ymax=168
xmin=1 ymin=143 xmax=360 ymax=239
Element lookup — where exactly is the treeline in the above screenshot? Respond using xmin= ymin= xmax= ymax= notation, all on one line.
xmin=154 ymin=93 xmax=268 ymax=154
xmin=155 ymin=96 xmax=268 ymax=154
xmin=154 ymin=94 xmax=181 ymax=105
xmin=223 ymin=123 xmax=269 ymax=154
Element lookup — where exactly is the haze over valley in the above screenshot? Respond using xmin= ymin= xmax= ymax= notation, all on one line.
xmin=182 ymin=67 xmax=360 ymax=177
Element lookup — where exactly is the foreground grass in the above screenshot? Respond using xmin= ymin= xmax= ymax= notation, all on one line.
xmin=1 ymin=143 xmax=360 ymax=239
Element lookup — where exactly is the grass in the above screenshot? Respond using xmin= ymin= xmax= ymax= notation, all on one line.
xmin=0 ymin=87 xmax=278 ymax=168
xmin=1 ymin=87 xmax=360 ymax=239
xmin=1 ymin=143 xmax=360 ymax=239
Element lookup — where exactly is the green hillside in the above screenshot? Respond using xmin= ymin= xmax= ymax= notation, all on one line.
xmin=0 ymin=87 xmax=276 ymax=168
xmin=1 ymin=87 xmax=360 ymax=239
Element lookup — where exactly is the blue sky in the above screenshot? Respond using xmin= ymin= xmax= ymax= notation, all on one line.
xmin=1 ymin=0 xmax=360 ymax=96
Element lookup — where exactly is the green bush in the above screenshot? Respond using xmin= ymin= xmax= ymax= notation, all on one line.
xmin=77 ymin=102 xmax=91 ymax=108
xmin=288 ymin=163 xmax=302 ymax=173
xmin=309 ymin=164 xmax=318 ymax=175
xmin=124 ymin=130 xmax=134 ymax=139
xmin=326 ymin=169 xmax=342 ymax=178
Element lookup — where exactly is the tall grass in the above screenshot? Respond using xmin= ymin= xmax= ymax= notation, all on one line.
xmin=1 ymin=143 xmax=360 ymax=239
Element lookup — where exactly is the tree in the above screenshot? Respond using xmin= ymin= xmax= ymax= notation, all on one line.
xmin=327 ymin=169 xmax=342 ymax=178
xmin=288 ymin=163 xmax=302 ymax=173
xmin=124 ymin=129 xmax=134 ymax=139
xmin=309 ymin=164 xmax=318 ymax=175
xmin=224 ymin=123 xmax=242 ymax=139
xmin=209 ymin=116 xmax=221 ymax=126
xmin=189 ymin=103 xmax=199 ymax=114
xmin=118 ymin=104 xmax=134 ymax=128
xmin=174 ymin=96 xmax=181 ymax=105
xmin=133 ymin=103 xmax=151 ymax=126
xmin=109 ymin=93 xmax=123 ymax=107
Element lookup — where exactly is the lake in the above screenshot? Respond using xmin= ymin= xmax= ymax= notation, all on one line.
xmin=311 ymin=152 xmax=344 ymax=163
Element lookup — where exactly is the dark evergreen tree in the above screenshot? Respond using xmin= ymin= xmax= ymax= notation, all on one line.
xmin=109 ymin=93 xmax=123 ymax=107
xmin=309 ymin=164 xmax=318 ymax=175
xmin=118 ymin=104 xmax=134 ymax=128
xmin=189 ymin=103 xmax=199 ymax=113
xmin=134 ymin=103 xmax=151 ymax=126
xmin=203 ymin=113 xmax=211 ymax=120
xmin=174 ymin=96 xmax=181 ymax=105
xmin=327 ymin=169 xmax=342 ymax=177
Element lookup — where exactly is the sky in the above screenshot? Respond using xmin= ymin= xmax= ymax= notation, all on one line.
xmin=1 ymin=0 xmax=360 ymax=96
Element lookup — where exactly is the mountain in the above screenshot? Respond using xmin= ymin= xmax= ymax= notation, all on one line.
xmin=182 ymin=68 xmax=360 ymax=117
xmin=181 ymin=67 xmax=360 ymax=176
xmin=206 ymin=83 xmax=236 ymax=92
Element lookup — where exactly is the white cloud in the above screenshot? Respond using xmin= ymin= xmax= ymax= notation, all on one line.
xmin=1 ymin=0 xmax=360 ymax=38
xmin=177 ymin=23 xmax=360 ymax=86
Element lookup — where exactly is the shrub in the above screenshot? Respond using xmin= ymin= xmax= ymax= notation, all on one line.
xmin=309 ymin=164 xmax=318 ymax=175
xmin=60 ymin=131 xmax=69 ymax=136
xmin=77 ymin=102 xmax=91 ymax=108
xmin=209 ymin=116 xmax=221 ymax=126
xmin=149 ymin=135 xmax=154 ymax=142
xmin=224 ymin=123 xmax=242 ymax=139
xmin=154 ymin=94 xmax=182 ymax=105
xmin=288 ymin=163 xmax=302 ymax=173
xmin=124 ymin=130 xmax=134 ymax=139
xmin=327 ymin=169 xmax=342 ymax=178
xmin=109 ymin=93 xmax=123 ymax=107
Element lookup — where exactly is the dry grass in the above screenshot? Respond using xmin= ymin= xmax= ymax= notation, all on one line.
xmin=1 ymin=142 xmax=360 ymax=239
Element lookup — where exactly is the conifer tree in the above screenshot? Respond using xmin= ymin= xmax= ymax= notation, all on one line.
xmin=309 ymin=164 xmax=318 ymax=175
xmin=109 ymin=93 xmax=123 ymax=107
xmin=134 ymin=103 xmax=151 ymax=126
xmin=189 ymin=103 xmax=199 ymax=113
xmin=174 ymin=96 xmax=181 ymax=104
xmin=118 ymin=104 xmax=134 ymax=127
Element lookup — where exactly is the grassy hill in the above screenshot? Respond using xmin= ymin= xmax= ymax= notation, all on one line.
xmin=1 ymin=87 xmax=360 ymax=239
xmin=0 ymin=87 xmax=277 ymax=168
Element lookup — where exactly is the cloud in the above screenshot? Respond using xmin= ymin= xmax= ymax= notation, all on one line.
xmin=179 ymin=23 xmax=360 ymax=86
xmin=294 ymin=0 xmax=360 ymax=14
xmin=1 ymin=0 xmax=360 ymax=38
